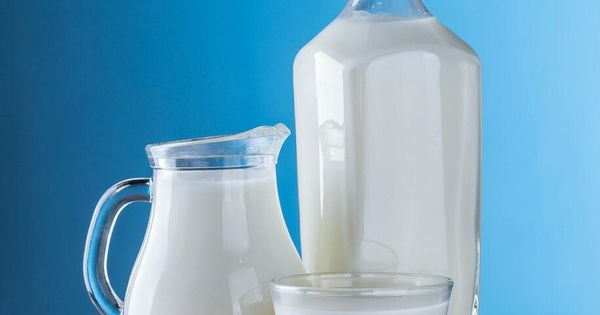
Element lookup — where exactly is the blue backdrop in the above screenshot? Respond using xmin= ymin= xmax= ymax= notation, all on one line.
xmin=1 ymin=0 xmax=599 ymax=314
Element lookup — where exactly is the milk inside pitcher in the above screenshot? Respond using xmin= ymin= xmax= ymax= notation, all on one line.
xmin=293 ymin=1 xmax=481 ymax=315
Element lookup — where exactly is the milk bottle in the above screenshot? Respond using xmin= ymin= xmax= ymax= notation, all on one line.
xmin=293 ymin=1 xmax=481 ymax=315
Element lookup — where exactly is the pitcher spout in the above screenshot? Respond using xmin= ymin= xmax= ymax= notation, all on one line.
xmin=145 ymin=123 xmax=291 ymax=170
xmin=246 ymin=123 xmax=291 ymax=162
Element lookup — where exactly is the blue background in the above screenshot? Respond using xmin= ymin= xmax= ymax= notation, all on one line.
xmin=1 ymin=0 xmax=599 ymax=314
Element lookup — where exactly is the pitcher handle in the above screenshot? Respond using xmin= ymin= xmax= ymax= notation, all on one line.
xmin=83 ymin=178 xmax=152 ymax=315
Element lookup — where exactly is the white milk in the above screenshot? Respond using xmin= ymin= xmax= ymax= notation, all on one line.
xmin=123 ymin=166 xmax=304 ymax=315
xmin=271 ymin=273 xmax=452 ymax=315
xmin=294 ymin=14 xmax=480 ymax=315
xmin=274 ymin=302 xmax=449 ymax=315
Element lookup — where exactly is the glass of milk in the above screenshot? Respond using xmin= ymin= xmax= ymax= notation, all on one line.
xmin=271 ymin=273 xmax=453 ymax=315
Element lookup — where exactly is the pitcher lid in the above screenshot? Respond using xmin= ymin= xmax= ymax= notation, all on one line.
xmin=145 ymin=124 xmax=291 ymax=170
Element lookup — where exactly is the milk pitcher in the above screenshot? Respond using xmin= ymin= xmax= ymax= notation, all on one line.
xmin=84 ymin=124 xmax=304 ymax=315
xmin=294 ymin=1 xmax=481 ymax=314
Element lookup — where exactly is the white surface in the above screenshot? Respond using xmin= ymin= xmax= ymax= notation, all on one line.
xmin=294 ymin=14 xmax=480 ymax=315
xmin=274 ymin=303 xmax=449 ymax=315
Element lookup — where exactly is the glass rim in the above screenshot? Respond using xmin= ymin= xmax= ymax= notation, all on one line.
xmin=145 ymin=124 xmax=290 ymax=170
xmin=270 ymin=272 xmax=453 ymax=297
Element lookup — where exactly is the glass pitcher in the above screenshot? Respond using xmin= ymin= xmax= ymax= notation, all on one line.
xmin=83 ymin=124 xmax=304 ymax=315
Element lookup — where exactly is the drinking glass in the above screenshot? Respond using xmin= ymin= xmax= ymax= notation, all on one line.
xmin=271 ymin=273 xmax=453 ymax=315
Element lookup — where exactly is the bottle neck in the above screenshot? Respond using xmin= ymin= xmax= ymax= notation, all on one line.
xmin=343 ymin=0 xmax=430 ymax=18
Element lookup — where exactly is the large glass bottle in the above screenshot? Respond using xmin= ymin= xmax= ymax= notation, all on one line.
xmin=293 ymin=1 xmax=480 ymax=315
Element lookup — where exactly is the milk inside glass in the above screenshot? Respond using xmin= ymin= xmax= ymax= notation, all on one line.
xmin=274 ymin=302 xmax=449 ymax=315
xmin=275 ymin=301 xmax=448 ymax=315
xmin=271 ymin=273 xmax=452 ymax=315
xmin=294 ymin=4 xmax=481 ymax=315
xmin=274 ymin=294 xmax=449 ymax=315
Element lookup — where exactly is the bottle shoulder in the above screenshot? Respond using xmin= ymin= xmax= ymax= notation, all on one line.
xmin=295 ymin=16 xmax=479 ymax=67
